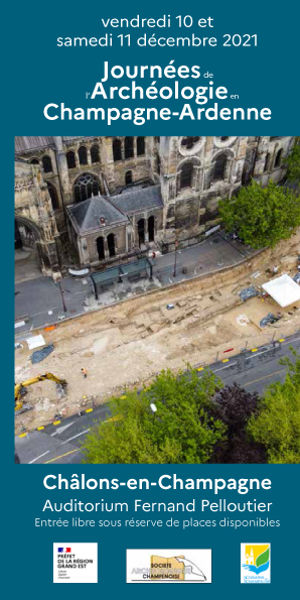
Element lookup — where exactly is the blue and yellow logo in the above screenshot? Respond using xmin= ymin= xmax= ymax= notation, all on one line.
xmin=242 ymin=544 xmax=270 ymax=574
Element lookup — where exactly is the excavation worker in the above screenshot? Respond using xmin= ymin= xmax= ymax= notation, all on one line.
xmin=81 ymin=368 xmax=88 ymax=378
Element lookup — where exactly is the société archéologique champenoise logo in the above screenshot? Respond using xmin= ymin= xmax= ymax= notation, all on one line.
xmin=240 ymin=543 xmax=271 ymax=583
xmin=126 ymin=549 xmax=212 ymax=583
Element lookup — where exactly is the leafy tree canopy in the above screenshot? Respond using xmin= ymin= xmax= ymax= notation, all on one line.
xmin=219 ymin=180 xmax=300 ymax=248
xmin=247 ymin=350 xmax=300 ymax=463
xmin=81 ymin=368 xmax=226 ymax=464
xmin=285 ymin=139 xmax=300 ymax=182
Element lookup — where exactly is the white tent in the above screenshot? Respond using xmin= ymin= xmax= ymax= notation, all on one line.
xmin=262 ymin=273 xmax=300 ymax=308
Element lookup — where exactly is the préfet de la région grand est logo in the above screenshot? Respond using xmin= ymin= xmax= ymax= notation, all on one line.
xmin=53 ymin=543 xmax=98 ymax=583
xmin=240 ymin=543 xmax=271 ymax=584
xmin=126 ymin=549 xmax=212 ymax=583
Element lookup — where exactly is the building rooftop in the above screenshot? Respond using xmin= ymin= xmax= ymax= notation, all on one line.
xmin=14 ymin=136 xmax=96 ymax=154
xmin=67 ymin=196 xmax=128 ymax=234
xmin=68 ymin=184 xmax=163 ymax=235
xmin=15 ymin=137 xmax=55 ymax=153
xmin=111 ymin=184 xmax=163 ymax=215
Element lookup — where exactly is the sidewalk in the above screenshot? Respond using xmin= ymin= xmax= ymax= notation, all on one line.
xmin=15 ymin=233 xmax=253 ymax=336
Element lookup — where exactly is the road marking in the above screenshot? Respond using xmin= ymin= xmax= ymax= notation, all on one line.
xmin=62 ymin=428 xmax=90 ymax=444
xmin=281 ymin=336 xmax=300 ymax=344
xmin=85 ymin=408 xmax=93 ymax=413
xmin=214 ymin=362 xmax=237 ymax=373
xmin=44 ymin=448 xmax=82 ymax=464
xmin=222 ymin=358 xmax=229 ymax=363
xmin=37 ymin=426 xmax=45 ymax=431
xmin=244 ymin=368 xmax=285 ymax=387
xmin=18 ymin=432 xmax=27 ymax=438
xmin=251 ymin=348 xmax=258 ymax=352
xmin=51 ymin=421 xmax=75 ymax=436
xmin=53 ymin=420 xmax=61 ymax=426
xmin=29 ymin=450 xmax=50 ymax=464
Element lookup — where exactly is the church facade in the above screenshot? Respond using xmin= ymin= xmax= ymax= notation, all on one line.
xmin=15 ymin=136 xmax=294 ymax=278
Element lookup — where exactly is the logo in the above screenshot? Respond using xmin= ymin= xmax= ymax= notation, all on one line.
xmin=53 ymin=543 xmax=98 ymax=584
xmin=126 ymin=549 xmax=212 ymax=583
xmin=240 ymin=543 xmax=271 ymax=584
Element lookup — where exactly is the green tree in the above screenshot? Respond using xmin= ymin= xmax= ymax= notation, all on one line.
xmin=285 ymin=139 xmax=300 ymax=182
xmin=219 ymin=180 xmax=300 ymax=248
xmin=81 ymin=368 xmax=226 ymax=464
xmin=247 ymin=350 xmax=300 ymax=463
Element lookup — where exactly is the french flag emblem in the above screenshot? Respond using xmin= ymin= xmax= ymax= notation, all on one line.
xmin=58 ymin=547 xmax=72 ymax=553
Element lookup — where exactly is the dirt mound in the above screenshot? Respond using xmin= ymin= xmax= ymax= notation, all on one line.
xmin=15 ymin=230 xmax=300 ymax=433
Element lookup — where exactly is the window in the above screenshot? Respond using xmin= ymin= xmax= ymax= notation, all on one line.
xmin=47 ymin=182 xmax=59 ymax=210
xmin=275 ymin=149 xmax=283 ymax=168
xmin=137 ymin=219 xmax=145 ymax=245
xmin=212 ymin=154 xmax=227 ymax=181
xmin=78 ymin=146 xmax=88 ymax=165
xmin=74 ymin=173 xmax=100 ymax=202
xmin=148 ymin=216 xmax=155 ymax=242
xmin=156 ymin=154 xmax=161 ymax=175
xmin=125 ymin=170 xmax=132 ymax=185
xmin=180 ymin=162 xmax=193 ymax=189
xmin=91 ymin=144 xmax=100 ymax=163
xmin=264 ymin=153 xmax=271 ymax=172
xmin=66 ymin=150 xmax=76 ymax=169
xmin=181 ymin=137 xmax=200 ymax=150
xmin=137 ymin=137 xmax=145 ymax=156
xmin=113 ymin=138 xmax=122 ymax=161
xmin=220 ymin=137 xmax=229 ymax=141
xmin=125 ymin=137 xmax=134 ymax=159
xmin=107 ymin=233 xmax=116 ymax=257
xmin=96 ymin=236 xmax=105 ymax=260
xmin=42 ymin=155 xmax=53 ymax=173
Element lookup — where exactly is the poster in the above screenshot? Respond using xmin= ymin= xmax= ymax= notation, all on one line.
xmin=8 ymin=0 xmax=300 ymax=595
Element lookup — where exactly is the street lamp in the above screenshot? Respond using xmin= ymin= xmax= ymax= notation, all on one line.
xmin=173 ymin=239 xmax=179 ymax=278
xmin=57 ymin=279 xmax=67 ymax=313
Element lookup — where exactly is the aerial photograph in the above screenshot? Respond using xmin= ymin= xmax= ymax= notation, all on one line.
xmin=14 ymin=136 xmax=300 ymax=464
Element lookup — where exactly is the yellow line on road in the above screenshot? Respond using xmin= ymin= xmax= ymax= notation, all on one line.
xmin=42 ymin=367 xmax=287 ymax=462
xmin=43 ymin=416 xmax=119 ymax=463
xmin=104 ymin=415 xmax=121 ymax=423
xmin=244 ymin=368 xmax=285 ymax=388
xmin=44 ymin=448 xmax=82 ymax=464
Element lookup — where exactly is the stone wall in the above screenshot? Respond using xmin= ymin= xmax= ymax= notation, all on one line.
xmin=15 ymin=161 xmax=61 ymax=277
xmin=15 ymin=136 xmax=295 ymax=274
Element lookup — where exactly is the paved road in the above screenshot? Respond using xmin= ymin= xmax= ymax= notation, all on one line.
xmin=15 ymin=233 xmax=253 ymax=334
xmin=15 ymin=332 xmax=300 ymax=464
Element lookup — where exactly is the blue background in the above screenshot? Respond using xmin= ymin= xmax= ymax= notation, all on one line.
xmin=5 ymin=0 xmax=300 ymax=596
xmin=6 ymin=465 xmax=300 ymax=595
xmin=4 ymin=0 xmax=300 ymax=134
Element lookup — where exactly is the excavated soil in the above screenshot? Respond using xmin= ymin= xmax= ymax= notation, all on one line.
xmin=15 ymin=232 xmax=300 ymax=433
